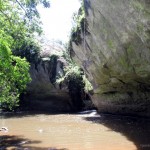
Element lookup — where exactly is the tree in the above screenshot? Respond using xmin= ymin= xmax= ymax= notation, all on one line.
xmin=0 ymin=0 xmax=50 ymax=61
xmin=0 ymin=0 xmax=50 ymax=109
xmin=0 ymin=31 xmax=31 ymax=109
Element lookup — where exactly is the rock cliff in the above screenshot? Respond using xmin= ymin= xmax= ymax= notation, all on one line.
xmin=21 ymin=41 xmax=74 ymax=112
xmin=23 ymin=41 xmax=87 ymax=112
xmin=71 ymin=0 xmax=150 ymax=116
xmin=23 ymin=55 xmax=73 ymax=112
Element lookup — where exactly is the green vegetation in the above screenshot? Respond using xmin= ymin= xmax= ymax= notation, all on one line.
xmin=0 ymin=32 xmax=31 ymax=109
xmin=0 ymin=0 xmax=50 ymax=110
xmin=56 ymin=1 xmax=92 ymax=108
xmin=56 ymin=51 xmax=93 ymax=111
xmin=0 ymin=0 xmax=50 ymax=63
xmin=56 ymin=51 xmax=93 ymax=93
xmin=70 ymin=1 xmax=87 ymax=45
xmin=131 ymin=0 xmax=144 ymax=12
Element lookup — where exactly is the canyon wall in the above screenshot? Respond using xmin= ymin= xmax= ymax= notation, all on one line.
xmin=71 ymin=0 xmax=150 ymax=116
xmin=24 ymin=56 xmax=73 ymax=112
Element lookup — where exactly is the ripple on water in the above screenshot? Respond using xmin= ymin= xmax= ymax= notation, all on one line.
xmin=1 ymin=112 xmax=150 ymax=150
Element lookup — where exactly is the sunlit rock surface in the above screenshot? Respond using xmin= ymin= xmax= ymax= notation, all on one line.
xmin=24 ymin=43 xmax=72 ymax=112
xmin=71 ymin=0 xmax=150 ymax=116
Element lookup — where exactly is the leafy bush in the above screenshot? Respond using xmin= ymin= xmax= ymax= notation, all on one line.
xmin=70 ymin=1 xmax=89 ymax=45
xmin=56 ymin=51 xmax=93 ymax=93
xmin=0 ymin=33 xmax=31 ymax=110
xmin=13 ymin=38 xmax=41 ymax=63
xmin=56 ymin=54 xmax=93 ymax=111
xmin=0 ymin=0 xmax=50 ymax=110
xmin=0 ymin=0 xmax=50 ymax=63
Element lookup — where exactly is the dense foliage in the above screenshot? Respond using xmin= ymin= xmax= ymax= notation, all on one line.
xmin=0 ymin=0 xmax=50 ymax=110
xmin=70 ymin=1 xmax=87 ymax=45
xmin=56 ymin=50 xmax=93 ymax=111
xmin=61 ymin=1 xmax=92 ymax=94
xmin=57 ymin=51 xmax=93 ymax=93
xmin=0 ymin=0 xmax=50 ymax=62
xmin=0 ymin=33 xmax=31 ymax=109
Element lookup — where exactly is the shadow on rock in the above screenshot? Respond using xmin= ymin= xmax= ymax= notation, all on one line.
xmin=83 ymin=114 xmax=150 ymax=150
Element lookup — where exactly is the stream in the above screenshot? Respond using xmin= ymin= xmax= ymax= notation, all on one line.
xmin=0 ymin=111 xmax=150 ymax=150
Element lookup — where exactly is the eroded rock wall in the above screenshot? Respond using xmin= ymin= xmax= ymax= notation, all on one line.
xmin=24 ymin=57 xmax=72 ymax=112
xmin=71 ymin=0 xmax=150 ymax=116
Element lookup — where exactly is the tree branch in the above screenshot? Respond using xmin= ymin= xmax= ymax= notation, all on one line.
xmin=0 ymin=10 xmax=12 ymax=25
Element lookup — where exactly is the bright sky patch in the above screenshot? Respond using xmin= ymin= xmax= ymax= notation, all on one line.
xmin=38 ymin=0 xmax=81 ymax=43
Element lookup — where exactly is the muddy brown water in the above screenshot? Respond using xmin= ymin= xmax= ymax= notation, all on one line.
xmin=0 ymin=111 xmax=150 ymax=150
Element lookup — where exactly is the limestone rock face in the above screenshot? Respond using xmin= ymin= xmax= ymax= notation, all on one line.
xmin=24 ymin=57 xmax=72 ymax=112
xmin=71 ymin=0 xmax=150 ymax=116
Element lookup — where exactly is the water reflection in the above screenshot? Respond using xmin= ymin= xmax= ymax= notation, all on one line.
xmin=0 ymin=111 xmax=150 ymax=150
xmin=84 ymin=114 xmax=150 ymax=150
xmin=0 ymin=135 xmax=68 ymax=150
